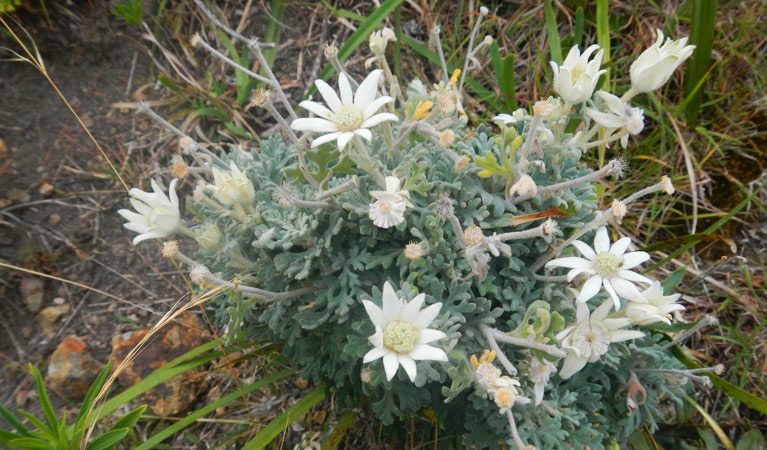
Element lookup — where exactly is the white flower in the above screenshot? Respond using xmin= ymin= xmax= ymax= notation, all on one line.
xmin=545 ymin=227 xmax=652 ymax=310
xmin=549 ymin=44 xmax=606 ymax=104
xmin=557 ymin=300 xmax=645 ymax=379
xmin=362 ymin=282 xmax=448 ymax=382
xmin=492 ymin=108 xmax=526 ymax=125
xmin=118 ymin=179 xmax=181 ymax=245
xmin=584 ymin=91 xmax=645 ymax=146
xmin=625 ymin=281 xmax=684 ymax=326
xmin=370 ymin=28 xmax=396 ymax=55
xmin=491 ymin=380 xmax=531 ymax=415
xmin=630 ymin=29 xmax=695 ymax=93
xmin=369 ymin=176 xmax=412 ymax=229
xmin=207 ymin=161 xmax=256 ymax=209
xmin=291 ymin=70 xmax=399 ymax=151
xmin=528 ymin=357 xmax=556 ymax=405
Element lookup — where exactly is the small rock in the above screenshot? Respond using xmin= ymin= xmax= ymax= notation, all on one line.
xmin=110 ymin=312 xmax=209 ymax=416
xmin=46 ymin=335 xmax=102 ymax=399
xmin=53 ymin=297 xmax=66 ymax=305
xmin=294 ymin=377 xmax=309 ymax=389
xmin=37 ymin=304 xmax=70 ymax=337
xmin=20 ymin=278 xmax=45 ymax=312
xmin=49 ymin=214 xmax=62 ymax=225
xmin=38 ymin=183 xmax=54 ymax=197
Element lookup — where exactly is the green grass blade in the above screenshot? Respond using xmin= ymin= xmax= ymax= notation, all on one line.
xmin=92 ymin=341 xmax=222 ymax=421
xmin=684 ymin=0 xmax=717 ymax=126
xmin=0 ymin=403 xmax=30 ymax=436
xmin=543 ymin=0 xmax=562 ymax=65
xmin=241 ymin=386 xmax=327 ymax=450
xmin=306 ymin=0 xmax=405 ymax=98
xmin=260 ymin=0 xmax=285 ymax=81
xmin=646 ymin=180 xmax=766 ymax=271
xmin=684 ymin=396 xmax=734 ymax=450
xmin=29 ymin=365 xmax=61 ymax=443
xmin=321 ymin=410 xmax=356 ymax=450
xmin=85 ymin=428 xmax=130 ymax=450
xmin=107 ymin=405 xmax=146 ymax=433
xmin=134 ymin=370 xmax=293 ymax=450
xmin=573 ymin=7 xmax=584 ymax=46
xmin=595 ymin=0 xmax=610 ymax=88
xmin=7 ymin=438 xmax=55 ymax=449
xmin=75 ymin=361 xmax=112 ymax=436
xmin=672 ymin=346 xmax=767 ymax=415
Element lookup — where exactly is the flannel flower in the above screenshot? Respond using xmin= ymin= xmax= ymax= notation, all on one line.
xmin=549 ymin=44 xmax=606 ymax=104
xmin=362 ymin=282 xmax=447 ymax=382
xmin=630 ymin=29 xmax=695 ymax=93
xmin=546 ymin=227 xmax=652 ymax=310
xmin=290 ymin=69 xmax=399 ymax=151
xmin=368 ymin=176 xmax=412 ymax=229
xmin=118 ymin=179 xmax=181 ymax=245
xmin=557 ymin=300 xmax=645 ymax=379
xmin=584 ymin=91 xmax=645 ymax=147
xmin=624 ymin=281 xmax=685 ymax=326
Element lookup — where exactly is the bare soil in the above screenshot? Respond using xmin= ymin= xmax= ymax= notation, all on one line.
xmin=0 ymin=4 xmax=184 ymax=407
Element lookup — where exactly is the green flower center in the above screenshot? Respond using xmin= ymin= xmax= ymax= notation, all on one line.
xmin=335 ymin=104 xmax=364 ymax=132
xmin=383 ymin=320 xmax=418 ymax=354
xmin=593 ymin=251 xmax=622 ymax=278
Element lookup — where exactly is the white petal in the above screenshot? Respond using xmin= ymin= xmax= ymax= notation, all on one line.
xmin=363 ymin=96 xmax=394 ymax=118
xmin=417 ymin=328 xmax=446 ymax=345
xmin=611 ymin=277 xmax=645 ymax=302
xmin=354 ymin=128 xmax=372 ymax=141
xmin=132 ymin=231 xmax=165 ymax=245
xmin=118 ymin=209 xmax=147 ymax=225
xmin=168 ymin=179 xmax=179 ymax=209
xmin=336 ymin=132 xmax=354 ymax=151
xmin=369 ymin=328 xmax=384 ymax=348
xmin=384 ymin=176 xmax=401 ymax=193
xmin=409 ymin=344 xmax=447 ymax=362
xmin=123 ymin=222 xmax=150 ymax=234
xmin=534 ymin=383 xmax=544 ymax=405
xmin=314 ymin=79 xmax=342 ymax=112
xmin=400 ymin=293 xmax=425 ymax=323
xmin=575 ymin=302 xmax=589 ymax=323
xmin=559 ymin=354 xmax=588 ymax=379
xmin=621 ymin=252 xmax=651 ymax=270
xmin=383 ymin=352 xmax=399 ymax=381
xmin=603 ymin=317 xmax=631 ymax=330
xmin=398 ymin=354 xmax=417 ymax=382
xmin=593 ymin=227 xmax=610 ymax=253
xmin=567 ymin=267 xmax=595 ymax=282
xmin=310 ymin=132 xmax=342 ymax=148
xmin=592 ymin=299 xmax=614 ymax=322
xmin=571 ymin=240 xmax=596 ymax=260
xmin=413 ymin=303 xmax=441 ymax=329
xmin=362 ymin=300 xmax=385 ymax=328
xmin=618 ymin=269 xmax=653 ymax=285
xmin=363 ymin=347 xmax=387 ymax=363
xmin=603 ymin=278 xmax=621 ymax=310
xmin=381 ymin=282 xmax=402 ymax=322
xmin=298 ymin=100 xmax=334 ymax=119
xmin=609 ymin=237 xmax=632 ymax=257
xmin=291 ymin=117 xmax=338 ymax=133
xmin=576 ymin=276 xmax=602 ymax=303
xmin=546 ymin=257 xmax=592 ymax=270
xmin=361 ymin=113 xmax=399 ymax=128
xmin=609 ymin=329 xmax=644 ymax=343
xmin=354 ymin=69 xmax=382 ymax=110
xmin=338 ymin=72 xmax=353 ymax=105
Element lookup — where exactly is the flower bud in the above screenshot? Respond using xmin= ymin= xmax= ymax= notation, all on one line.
xmin=208 ymin=161 xmax=256 ymax=209
xmin=195 ymin=223 xmax=222 ymax=250
xmin=630 ymin=29 xmax=695 ymax=93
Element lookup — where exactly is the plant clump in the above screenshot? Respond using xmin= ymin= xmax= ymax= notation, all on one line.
xmin=119 ymin=8 xmax=714 ymax=448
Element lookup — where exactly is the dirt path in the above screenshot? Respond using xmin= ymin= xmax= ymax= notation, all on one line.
xmin=0 ymin=8 xmax=182 ymax=406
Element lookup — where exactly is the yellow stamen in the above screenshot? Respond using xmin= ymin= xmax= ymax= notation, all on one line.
xmin=450 ymin=69 xmax=461 ymax=83
xmin=470 ymin=354 xmax=480 ymax=369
